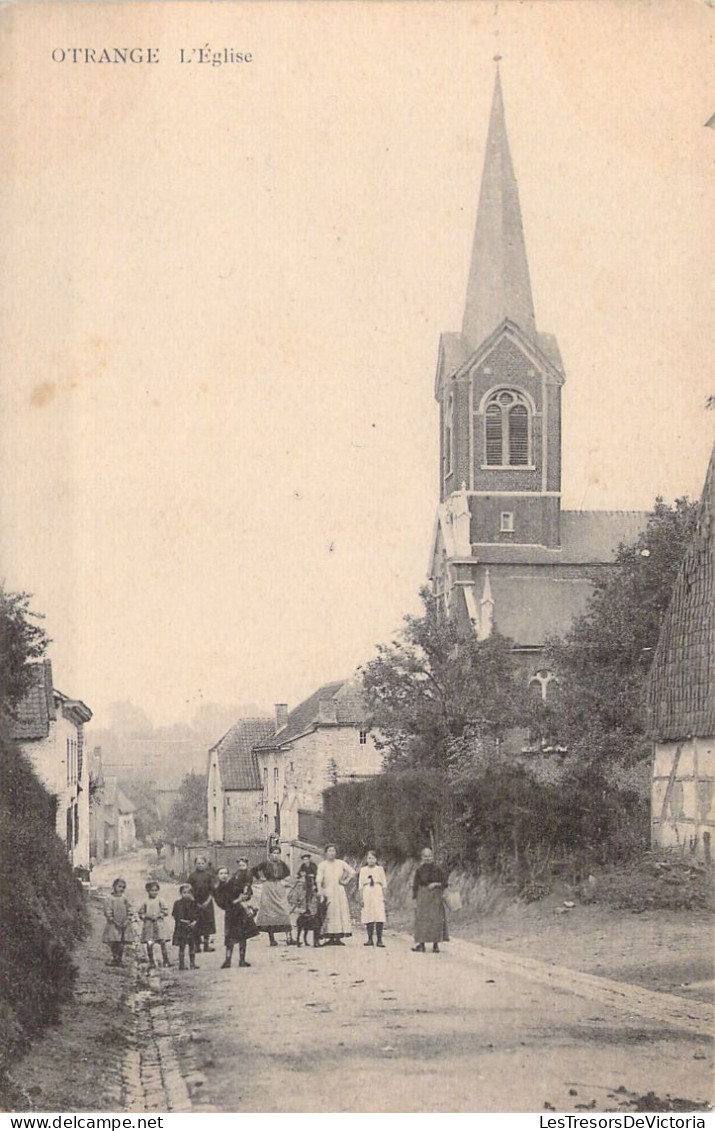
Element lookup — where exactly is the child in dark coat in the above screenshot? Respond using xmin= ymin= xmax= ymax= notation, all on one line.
xmin=172 ymin=883 xmax=199 ymax=970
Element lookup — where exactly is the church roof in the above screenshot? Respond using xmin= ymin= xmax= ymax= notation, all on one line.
xmin=468 ymin=510 xmax=648 ymax=566
xmin=560 ymin=510 xmax=649 ymax=561
xmin=647 ymin=446 xmax=714 ymax=741
xmin=254 ymin=679 xmax=367 ymax=751
xmin=462 ymin=68 xmax=536 ymax=351
xmin=487 ymin=573 xmax=596 ymax=646
xmin=210 ymin=717 xmax=274 ymax=791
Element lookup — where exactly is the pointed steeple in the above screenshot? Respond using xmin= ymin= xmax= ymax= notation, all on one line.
xmin=462 ymin=67 xmax=537 ymax=350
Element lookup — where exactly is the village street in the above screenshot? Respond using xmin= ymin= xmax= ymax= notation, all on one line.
xmin=48 ymin=851 xmax=707 ymax=1116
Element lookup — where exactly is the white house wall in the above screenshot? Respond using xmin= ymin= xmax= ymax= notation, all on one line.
xmin=652 ymin=736 xmax=715 ymax=862
xmin=21 ymin=714 xmax=90 ymax=867
xmin=259 ymin=726 xmax=383 ymax=846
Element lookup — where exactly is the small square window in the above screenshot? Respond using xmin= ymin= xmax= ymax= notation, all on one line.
xmin=500 ymin=512 xmax=514 ymax=533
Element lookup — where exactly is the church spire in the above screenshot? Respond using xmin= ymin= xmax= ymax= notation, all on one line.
xmin=462 ymin=67 xmax=537 ymax=350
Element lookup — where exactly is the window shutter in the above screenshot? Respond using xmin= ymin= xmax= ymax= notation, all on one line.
xmin=509 ymin=404 xmax=529 ymax=465
xmin=485 ymin=404 xmax=502 ymax=464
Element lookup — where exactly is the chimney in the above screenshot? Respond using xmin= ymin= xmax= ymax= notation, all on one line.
xmin=318 ymin=698 xmax=338 ymax=724
xmin=275 ymin=703 xmax=288 ymax=731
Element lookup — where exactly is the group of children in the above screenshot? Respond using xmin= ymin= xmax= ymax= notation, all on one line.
xmin=102 ymin=847 xmax=390 ymax=972
xmin=103 ymin=877 xmax=198 ymax=970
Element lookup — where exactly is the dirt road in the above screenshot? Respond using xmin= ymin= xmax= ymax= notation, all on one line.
xmin=86 ymin=851 xmax=712 ymax=1114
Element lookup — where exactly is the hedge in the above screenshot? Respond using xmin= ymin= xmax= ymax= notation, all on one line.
xmin=0 ymin=734 xmax=88 ymax=1072
xmin=323 ymin=764 xmax=650 ymax=892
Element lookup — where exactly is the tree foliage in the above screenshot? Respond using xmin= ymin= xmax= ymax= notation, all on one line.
xmin=166 ymin=772 xmax=208 ymax=845
xmin=0 ymin=588 xmax=51 ymax=717
xmin=539 ymin=497 xmax=698 ymax=767
xmin=361 ymin=588 xmax=524 ymax=772
xmin=324 ymin=770 xmax=449 ymax=861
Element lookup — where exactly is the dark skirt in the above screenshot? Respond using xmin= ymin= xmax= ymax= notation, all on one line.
xmin=225 ymin=904 xmax=260 ymax=945
xmin=414 ymin=887 xmax=449 ymax=944
xmin=172 ymin=922 xmax=198 ymax=947
xmin=195 ymin=900 xmax=216 ymax=936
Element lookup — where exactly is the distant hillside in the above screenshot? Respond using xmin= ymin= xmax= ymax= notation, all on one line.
xmin=88 ymin=701 xmax=269 ymax=790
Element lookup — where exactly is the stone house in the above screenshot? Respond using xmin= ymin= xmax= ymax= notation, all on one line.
xmin=11 ymin=660 xmax=92 ymax=867
xmin=253 ymin=679 xmax=382 ymax=863
xmin=206 ymin=717 xmax=274 ymax=843
xmin=648 ymin=446 xmax=714 ymax=861
xmin=101 ymin=777 xmax=138 ymax=857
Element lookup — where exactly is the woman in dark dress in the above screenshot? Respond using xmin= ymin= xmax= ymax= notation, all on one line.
xmin=412 ymin=847 xmax=449 ymax=953
xmin=188 ymin=856 xmax=217 ymax=952
xmin=213 ymin=859 xmax=259 ymax=969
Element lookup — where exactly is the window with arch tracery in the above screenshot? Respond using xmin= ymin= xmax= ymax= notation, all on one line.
xmin=529 ymin=670 xmax=560 ymax=703
xmin=484 ymin=389 xmax=531 ymax=466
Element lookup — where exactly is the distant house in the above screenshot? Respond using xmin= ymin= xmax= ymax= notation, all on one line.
xmin=102 ymin=777 xmax=137 ymax=857
xmin=648 ymin=446 xmax=714 ymax=862
xmin=207 ymin=717 xmax=274 ymax=843
xmin=11 ymin=660 xmax=92 ymax=867
xmin=88 ymin=745 xmax=106 ymax=861
xmin=253 ymin=679 xmax=382 ymax=858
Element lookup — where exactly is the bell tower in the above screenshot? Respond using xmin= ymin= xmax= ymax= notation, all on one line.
xmin=434 ymin=66 xmax=564 ymax=552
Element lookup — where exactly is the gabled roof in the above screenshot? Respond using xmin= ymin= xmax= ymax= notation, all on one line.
xmin=10 ymin=660 xmax=91 ymax=739
xmin=254 ymin=680 xmax=367 ymax=751
xmin=102 ymin=778 xmax=137 ymax=815
xmin=648 ymin=446 xmax=714 ymax=741
xmin=10 ymin=660 xmax=55 ymax=740
xmin=435 ymin=318 xmax=564 ymax=399
xmin=210 ymin=717 xmax=274 ymax=791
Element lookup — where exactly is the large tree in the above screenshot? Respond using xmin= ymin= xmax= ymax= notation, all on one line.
xmin=361 ymin=588 xmax=524 ymax=772
xmin=538 ymin=496 xmax=698 ymax=769
xmin=166 ymin=771 xmax=208 ymax=845
xmin=0 ymin=587 xmax=51 ymax=717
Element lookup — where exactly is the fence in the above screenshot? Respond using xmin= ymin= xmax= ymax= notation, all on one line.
xmin=164 ymin=837 xmax=325 ymax=879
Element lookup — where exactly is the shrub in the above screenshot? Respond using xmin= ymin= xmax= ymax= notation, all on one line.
xmin=324 ymin=761 xmax=650 ymax=898
xmin=0 ymin=735 xmax=88 ymax=1071
xmin=323 ymin=770 xmax=449 ymax=861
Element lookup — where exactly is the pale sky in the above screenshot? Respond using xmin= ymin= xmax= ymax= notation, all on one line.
xmin=1 ymin=0 xmax=713 ymax=731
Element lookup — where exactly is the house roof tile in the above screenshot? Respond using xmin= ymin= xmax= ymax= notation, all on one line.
xmin=10 ymin=661 xmax=55 ymax=740
xmin=254 ymin=680 xmax=367 ymax=751
xmin=211 ymin=717 xmax=274 ymax=791
xmin=648 ymin=446 xmax=714 ymax=741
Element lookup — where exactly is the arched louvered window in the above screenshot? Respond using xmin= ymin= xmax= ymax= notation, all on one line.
xmin=484 ymin=389 xmax=532 ymax=467
xmin=509 ymin=404 xmax=529 ymax=465
xmin=485 ymin=404 xmax=502 ymax=465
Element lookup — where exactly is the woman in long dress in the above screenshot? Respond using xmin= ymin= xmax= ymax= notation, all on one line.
xmin=412 ymin=846 xmax=449 ymax=953
xmin=213 ymin=860 xmax=260 ymax=968
xmin=188 ymin=856 xmax=217 ymax=952
xmin=358 ymin=850 xmax=387 ymax=947
xmin=316 ymin=844 xmax=355 ymax=945
xmin=252 ymin=846 xmax=295 ymax=946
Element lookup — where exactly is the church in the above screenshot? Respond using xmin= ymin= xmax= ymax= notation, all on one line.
xmin=428 ymin=69 xmax=647 ymax=700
